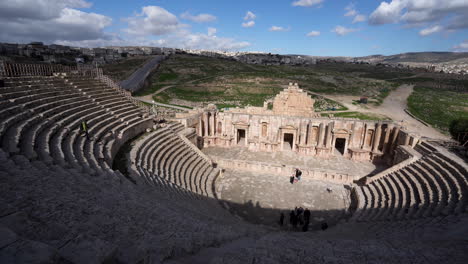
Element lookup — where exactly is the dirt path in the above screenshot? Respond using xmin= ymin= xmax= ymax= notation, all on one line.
xmin=135 ymin=75 xmax=221 ymax=102
xmin=318 ymin=85 xmax=449 ymax=140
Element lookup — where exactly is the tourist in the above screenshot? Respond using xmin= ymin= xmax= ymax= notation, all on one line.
xmin=326 ymin=187 xmax=333 ymax=193
xmin=321 ymin=222 xmax=328 ymax=231
xmin=295 ymin=168 xmax=302 ymax=181
xmin=289 ymin=210 xmax=295 ymax=226
xmin=297 ymin=207 xmax=304 ymax=216
xmin=80 ymin=120 xmax=90 ymax=140
xmin=302 ymin=222 xmax=309 ymax=232
xmin=304 ymin=208 xmax=311 ymax=223
xmin=297 ymin=207 xmax=304 ymax=225
xmin=279 ymin=212 xmax=284 ymax=226
xmin=292 ymin=215 xmax=298 ymax=229
xmin=290 ymin=175 xmax=295 ymax=184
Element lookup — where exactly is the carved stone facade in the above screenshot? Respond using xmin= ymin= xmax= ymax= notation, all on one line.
xmin=175 ymin=84 xmax=419 ymax=162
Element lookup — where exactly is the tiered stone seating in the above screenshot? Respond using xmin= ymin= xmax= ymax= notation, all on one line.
xmin=0 ymin=149 xmax=255 ymax=263
xmin=353 ymin=142 xmax=468 ymax=222
xmin=0 ymin=75 xmax=154 ymax=175
xmin=129 ymin=123 xmax=218 ymax=198
xmin=2 ymin=74 xmax=467 ymax=263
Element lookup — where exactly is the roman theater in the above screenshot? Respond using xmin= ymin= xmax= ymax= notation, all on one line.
xmin=1 ymin=63 xmax=467 ymax=263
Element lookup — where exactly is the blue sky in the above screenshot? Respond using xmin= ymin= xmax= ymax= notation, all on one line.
xmin=0 ymin=0 xmax=467 ymax=56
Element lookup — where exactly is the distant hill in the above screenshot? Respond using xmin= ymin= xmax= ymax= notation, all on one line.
xmin=355 ymin=52 xmax=468 ymax=64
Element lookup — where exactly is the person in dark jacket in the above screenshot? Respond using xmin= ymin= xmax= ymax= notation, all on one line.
xmin=304 ymin=208 xmax=311 ymax=224
xmin=295 ymin=168 xmax=302 ymax=181
xmin=279 ymin=212 xmax=284 ymax=226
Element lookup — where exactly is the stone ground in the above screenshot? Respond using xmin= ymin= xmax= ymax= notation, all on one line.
xmin=204 ymin=146 xmax=384 ymax=177
xmin=216 ymin=169 xmax=351 ymax=230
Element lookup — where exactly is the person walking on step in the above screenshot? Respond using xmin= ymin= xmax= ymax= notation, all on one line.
xmin=80 ymin=120 xmax=90 ymax=140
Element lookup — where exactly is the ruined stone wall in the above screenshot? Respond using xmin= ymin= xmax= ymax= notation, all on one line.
xmin=174 ymin=84 xmax=420 ymax=162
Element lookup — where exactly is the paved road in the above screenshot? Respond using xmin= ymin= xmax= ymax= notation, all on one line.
xmin=120 ymin=55 xmax=165 ymax=92
xmin=314 ymin=85 xmax=449 ymax=140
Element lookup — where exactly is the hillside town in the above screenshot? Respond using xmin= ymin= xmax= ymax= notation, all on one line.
xmin=1 ymin=41 xmax=467 ymax=74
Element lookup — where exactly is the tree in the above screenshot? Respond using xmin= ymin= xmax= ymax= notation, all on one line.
xmin=449 ymin=118 xmax=468 ymax=146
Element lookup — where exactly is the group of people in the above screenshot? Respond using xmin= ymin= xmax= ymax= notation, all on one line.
xmin=289 ymin=168 xmax=302 ymax=184
xmin=279 ymin=207 xmax=329 ymax=232
xmin=279 ymin=207 xmax=311 ymax=232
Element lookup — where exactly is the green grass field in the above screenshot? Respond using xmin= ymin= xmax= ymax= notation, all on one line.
xmin=408 ymin=85 xmax=468 ymax=133
xmin=102 ymin=56 xmax=152 ymax=81
xmin=144 ymin=54 xmax=401 ymax=108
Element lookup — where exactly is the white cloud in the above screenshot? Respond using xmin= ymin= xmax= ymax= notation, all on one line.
xmin=369 ymin=0 xmax=405 ymax=25
xmin=242 ymin=21 xmax=255 ymax=28
xmin=306 ymin=31 xmax=321 ymax=37
xmin=453 ymin=40 xmax=468 ymax=51
xmin=332 ymin=25 xmax=358 ymax=36
xmin=344 ymin=4 xmax=357 ymax=17
xmin=207 ymin=27 xmax=217 ymax=36
xmin=244 ymin=11 xmax=256 ymax=20
xmin=269 ymin=26 xmax=289 ymax=32
xmin=153 ymin=30 xmax=251 ymax=51
xmin=0 ymin=0 xmax=92 ymax=21
xmin=124 ymin=6 xmax=185 ymax=36
xmin=121 ymin=6 xmax=249 ymax=51
xmin=345 ymin=3 xmax=366 ymax=23
xmin=180 ymin=11 xmax=216 ymax=23
xmin=369 ymin=0 xmax=468 ymax=32
xmin=419 ymin=25 xmax=442 ymax=36
xmin=353 ymin=14 xmax=366 ymax=23
xmin=292 ymin=0 xmax=323 ymax=7
xmin=0 ymin=0 xmax=112 ymax=44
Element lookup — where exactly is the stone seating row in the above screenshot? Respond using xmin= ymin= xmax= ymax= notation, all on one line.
xmin=0 ymin=75 xmax=154 ymax=175
xmin=0 ymin=149 xmax=252 ymax=263
xmin=128 ymin=123 xmax=217 ymax=198
xmin=353 ymin=144 xmax=468 ymax=222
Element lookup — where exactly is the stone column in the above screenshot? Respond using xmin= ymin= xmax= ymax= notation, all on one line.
xmin=372 ymin=123 xmax=382 ymax=152
xmin=326 ymin=122 xmax=334 ymax=148
xmin=300 ymin=122 xmax=307 ymax=145
xmin=404 ymin=133 xmax=411 ymax=145
xmin=390 ymin=126 xmax=400 ymax=150
xmin=203 ymin=112 xmax=209 ymax=137
xmin=210 ymin=112 xmax=215 ymax=136
xmin=382 ymin=124 xmax=393 ymax=154
xmin=198 ymin=114 xmax=203 ymax=136
xmin=318 ymin=123 xmax=325 ymax=147
xmin=360 ymin=124 xmax=367 ymax=149
xmin=349 ymin=121 xmax=356 ymax=148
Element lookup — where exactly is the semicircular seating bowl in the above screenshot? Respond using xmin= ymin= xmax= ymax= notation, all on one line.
xmin=352 ymin=141 xmax=468 ymax=223
xmin=1 ymin=73 xmax=468 ymax=262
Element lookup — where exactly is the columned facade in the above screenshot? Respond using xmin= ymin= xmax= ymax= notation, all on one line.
xmin=175 ymin=83 xmax=419 ymax=162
